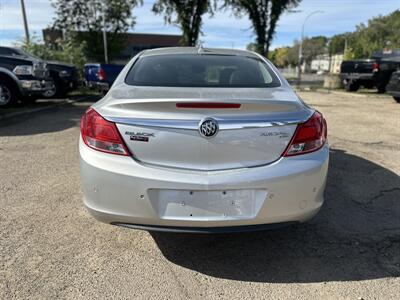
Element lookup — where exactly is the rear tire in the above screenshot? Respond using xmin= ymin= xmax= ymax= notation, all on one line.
xmin=42 ymin=84 xmax=57 ymax=98
xmin=42 ymin=79 xmax=68 ymax=99
xmin=0 ymin=79 xmax=18 ymax=107
xmin=345 ymin=81 xmax=359 ymax=92
xmin=376 ymin=84 xmax=386 ymax=94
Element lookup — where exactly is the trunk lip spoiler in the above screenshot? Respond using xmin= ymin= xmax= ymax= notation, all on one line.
xmin=104 ymin=111 xmax=314 ymax=131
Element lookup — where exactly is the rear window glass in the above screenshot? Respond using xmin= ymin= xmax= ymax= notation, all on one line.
xmin=125 ymin=54 xmax=281 ymax=87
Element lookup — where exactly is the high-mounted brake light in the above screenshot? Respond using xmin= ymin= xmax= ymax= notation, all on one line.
xmin=283 ymin=111 xmax=327 ymax=156
xmin=176 ymin=103 xmax=241 ymax=109
xmin=80 ymin=108 xmax=129 ymax=156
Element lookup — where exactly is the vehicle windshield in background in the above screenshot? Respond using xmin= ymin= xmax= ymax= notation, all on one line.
xmin=125 ymin=54 xmax=281 ymax=88
xmin=0 ymin=47 xmax=40 ymax=60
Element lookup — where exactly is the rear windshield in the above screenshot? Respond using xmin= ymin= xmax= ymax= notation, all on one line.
xmin=125 ymin=54 xmax=281 ymax=87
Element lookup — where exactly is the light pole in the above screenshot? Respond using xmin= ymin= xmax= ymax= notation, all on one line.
xmin=297 ymin=10 xmax=324 ymax=87
xmin=102 ymin=4 xmax=109 ymax=64
xmin=20 ymin=0 xmax=30 ymax=43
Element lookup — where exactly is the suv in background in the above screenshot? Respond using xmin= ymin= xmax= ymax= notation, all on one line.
xmin=0 ymin=47 xmax=53 ymax=107
xmin=0 ymin=47 xmax=79 ymax=99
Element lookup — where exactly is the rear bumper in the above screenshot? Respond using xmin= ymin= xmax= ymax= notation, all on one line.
xmin=80 ymin=137 xmax=329 ymax=231
xmin=110 ymin=221 xmax=298 ymax=233
xmin=86 ymin=81 xmax=109 ymax=92
xmin=340 ymin=74 xmax=374 ymax=81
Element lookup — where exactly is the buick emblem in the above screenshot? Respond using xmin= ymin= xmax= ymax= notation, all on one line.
xmin=199 ymin=118 xmax=219 ymax=138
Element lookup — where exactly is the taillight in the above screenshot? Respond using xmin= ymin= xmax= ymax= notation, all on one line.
xmin=283 ymin=111 xmax=327 ymax=156
xmin=80 ymin=108 xmax=129 ymax=156
xmin=372 ymin=62 xmax=380 ymax=72
xmin=97 ymin=68 xmax=107 ymax=81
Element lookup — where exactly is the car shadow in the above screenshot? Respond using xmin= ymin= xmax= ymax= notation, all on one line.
xmin=151 ymin=148 xmax=400 ymax=283
xmin=0 ymin=95 xmax=100 ymax=136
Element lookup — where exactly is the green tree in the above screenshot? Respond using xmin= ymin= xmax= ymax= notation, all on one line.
xmin=329 ymin=33 xmax=348 ymax=55
xmin=51 ymin=0 xmax=142 ymax=62
xmin=152 ymin=0 xmax=214 ymax=46
xmin=246 ymin=42 xmax=258 ymax=52
xmin=18 ymin=35 xmax=87 ymax=72
xmin=330 ymin=9 xmax=400 ymax=59
xmin=302 ymin=36 xmax=328 ymax=63
xmin=268 ymin=47 xmax=290 ymax=67
xmin=282 ymin=36 xmax=328 ymax=67
xmin=224 ymin=0 xmax=301 ymax=56
xmin=286 ymin=41 xmax=299 ymax=66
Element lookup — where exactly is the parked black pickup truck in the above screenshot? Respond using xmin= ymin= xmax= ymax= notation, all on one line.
xmin=340 ymin=49 xmax=400 ymax=93
xmin=0 ymin=47 xmax=79 ymax=98
xmin=42 ymin=60 xmax=79 ymax=98
xmin=0 ymin=47 xmax=53 ymax=107
xmin=386 ymin=71 xmax=400 ymax=103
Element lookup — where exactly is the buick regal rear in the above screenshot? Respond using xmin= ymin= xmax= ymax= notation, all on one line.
xmin=79 ymin=47 xmax=328 ymax=233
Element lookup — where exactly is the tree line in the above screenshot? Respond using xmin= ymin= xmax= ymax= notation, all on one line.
xmin=268 ymin=9 xmax=400 ymax=68
xmin=45 ymin=0 xmax=300 ymax=62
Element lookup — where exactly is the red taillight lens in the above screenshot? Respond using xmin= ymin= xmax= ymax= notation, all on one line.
xmin=80 ymin=108 xmax=129 ymax=156
xmin=283 ymin=111 xmax=327 ymax=156
xmin=97 ymin=68 xmax=107 ymax=81
xmin=372 ymin=62 xmax=380 ymax=72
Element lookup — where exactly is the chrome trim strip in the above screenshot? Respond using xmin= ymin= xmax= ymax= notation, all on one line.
xmin=218 ymin=119 xmax=301 ymax=129
xmin=105 ymin=115 xmax=310 ymax=131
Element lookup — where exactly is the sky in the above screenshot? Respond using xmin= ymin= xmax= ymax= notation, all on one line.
xmin=0 ymin=0 xmax=399 ymax=49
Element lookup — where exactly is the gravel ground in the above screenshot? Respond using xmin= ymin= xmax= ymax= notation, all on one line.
xmin=0 ymin=91 xmax=399 ymax=299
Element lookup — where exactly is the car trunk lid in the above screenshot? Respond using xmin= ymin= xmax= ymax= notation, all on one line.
xmin=97 ymin=86 xmax=313 ymax=171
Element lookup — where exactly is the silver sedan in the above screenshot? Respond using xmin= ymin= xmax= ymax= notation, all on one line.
xmin=79 ymin=47 xmax=328 ymax=233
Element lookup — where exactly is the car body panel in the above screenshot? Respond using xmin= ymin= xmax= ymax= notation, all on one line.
xmin=117 ymin=122 xmax=297 ymax=170
xmin=46 ymin=61 xmax=79 ymax=93
xmin=80 ymin=137 xmax=328 ymax=228
xmin=79 ymin=47 xmax=329 ymax=231
xmin=95 ymin=85 xmax=313 ymax=170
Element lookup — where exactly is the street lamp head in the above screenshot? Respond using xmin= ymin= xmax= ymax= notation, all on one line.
xmin=302 ymin=10 xmax=325 ymax=37
xmin=305 ymin=10 xmax=324 ymax=22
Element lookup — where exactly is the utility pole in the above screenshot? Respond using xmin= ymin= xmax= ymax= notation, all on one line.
xmin=102 ymin=4 xmax=109 ymax=63
xmin=297 ymin=10 xmax=324 ymax=88
xmin=20 ymin=0 xmax=30 ymax=43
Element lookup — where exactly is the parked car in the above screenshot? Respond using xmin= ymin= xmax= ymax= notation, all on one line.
xmin=0 ymin=47 xmax=52 ymax=107
xmin=79 ymin=47 xmax=329 ymax=233
xmin=340 ymin=49 xmax=400 ymax=93
xmin=386 ymin=70 xmax=400 ymax=103
xmin=84 ymin=63 xmax=124 ymax=93
xmin=0 ymin=47 xmax=79 ymax=99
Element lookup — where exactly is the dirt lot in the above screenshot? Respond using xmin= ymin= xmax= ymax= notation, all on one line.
xmin=0 ymin=91 xmax=399 ymax=299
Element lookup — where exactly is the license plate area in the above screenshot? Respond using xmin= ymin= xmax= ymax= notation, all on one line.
xmin=148 ymin=189 xmax=267 ymax=221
